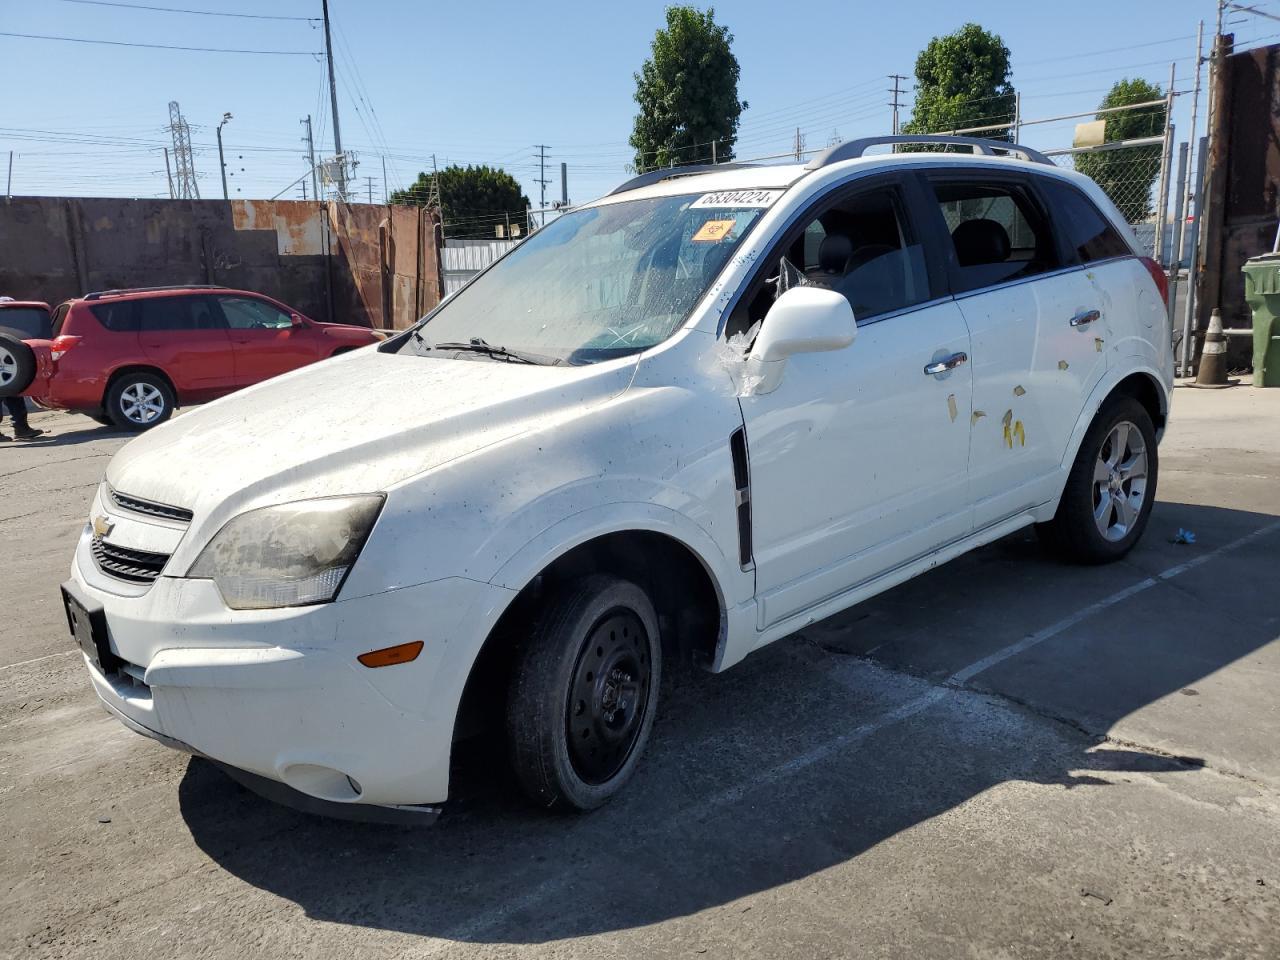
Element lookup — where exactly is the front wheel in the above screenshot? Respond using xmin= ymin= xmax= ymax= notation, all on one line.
xmin=1037 ymin=394 xmax=1158 ymax=563
xmin=506 ymin=574 xmax=662 ymax=812
xmin=105 ymin=373 xmax=174 ymax=431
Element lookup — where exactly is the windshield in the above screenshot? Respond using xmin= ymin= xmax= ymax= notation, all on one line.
xmin=400 ymin=192 xmax=773 ymax=365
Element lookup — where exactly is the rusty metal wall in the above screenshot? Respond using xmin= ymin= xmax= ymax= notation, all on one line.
xmin=0 ymin=197 xmax=441 ymax=330
xmin=1196 ymin=42 xmax=1280 ymax=366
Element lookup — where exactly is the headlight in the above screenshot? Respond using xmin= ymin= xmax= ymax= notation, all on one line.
xmin=189 ymin=495 xmax=384 ymax=610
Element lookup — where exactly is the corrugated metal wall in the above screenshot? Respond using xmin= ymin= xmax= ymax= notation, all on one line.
xmin=0 ymin=197 xmax=442 ymax=330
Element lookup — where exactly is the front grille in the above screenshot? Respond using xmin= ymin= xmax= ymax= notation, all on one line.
xmin=108 ymin=487 xmax=193 ymax=523
xmin=91 ymin=534 xmax=170 ymax=584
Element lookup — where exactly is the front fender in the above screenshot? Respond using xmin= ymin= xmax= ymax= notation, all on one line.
xmin=488 ymin=499 xmax=740 ymax=609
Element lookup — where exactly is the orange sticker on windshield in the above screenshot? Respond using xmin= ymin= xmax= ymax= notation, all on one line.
xmin=692 ymin=219 xmax=735 ymax=242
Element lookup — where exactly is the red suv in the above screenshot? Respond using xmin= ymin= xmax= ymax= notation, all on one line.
xmin=7 ymin=286 xmax=381 ymax=430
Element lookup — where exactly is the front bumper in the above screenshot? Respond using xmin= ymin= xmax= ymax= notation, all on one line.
xmin=68 ymin=559 xmax=515 ymax=812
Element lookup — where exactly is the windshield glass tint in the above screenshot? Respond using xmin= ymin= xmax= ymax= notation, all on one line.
xmin=402 ymin=193 xmax=768 ymax=365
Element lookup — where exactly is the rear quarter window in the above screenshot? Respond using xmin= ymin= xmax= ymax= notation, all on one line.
xmin=1040 ymin=179 xmax=1132 ymax=264
xmin=89 ymin=301 xmax=140 ymax=332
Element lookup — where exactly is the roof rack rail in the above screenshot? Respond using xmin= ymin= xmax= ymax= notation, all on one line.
xmin=83 ymin=284 xmax=228 ymax=301
xmin=607 ymin=161 xmax=757 ymax=197
xmin=805 ymin=135 xmax=1053 ymax=171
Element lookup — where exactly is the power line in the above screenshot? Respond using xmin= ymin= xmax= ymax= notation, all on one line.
xmin=48 ymin=0 xmax=320 ymax=19
xmin=0 ymin=31 xmax=321 ymax=55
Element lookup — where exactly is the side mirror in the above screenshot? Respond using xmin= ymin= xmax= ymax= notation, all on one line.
xmin=745 ymin=285 xmax=856 ymax=394
xmin=290 ymin=313 xmax=304 ymax=328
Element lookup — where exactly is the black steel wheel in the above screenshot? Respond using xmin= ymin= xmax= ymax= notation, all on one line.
xmin=565 ymin=607 xmax=652 ymax=785
xmin=507 ymin=574 xmax=662 ymax=812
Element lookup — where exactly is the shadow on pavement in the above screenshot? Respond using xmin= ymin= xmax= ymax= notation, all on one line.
xmin=179 ymin=501 xmax=1278 ymax=944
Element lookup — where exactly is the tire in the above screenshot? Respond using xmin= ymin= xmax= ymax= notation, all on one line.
xmin=105 ymin=372 xmax=174 ymax=431
xmin=1037 ymin=394 xmax=1158 ymax=564
xmin=506 ymin=574 xmax=662 ymax=812
xmin=0 ymin=329 xmax=35 ymax=398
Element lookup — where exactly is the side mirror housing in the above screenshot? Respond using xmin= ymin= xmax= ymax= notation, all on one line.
xmin=746 ymin=285 xmax=856 ymax=393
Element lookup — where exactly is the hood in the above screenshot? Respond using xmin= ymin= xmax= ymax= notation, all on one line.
xmin=106 ymin=348 xmax=637 ymax=524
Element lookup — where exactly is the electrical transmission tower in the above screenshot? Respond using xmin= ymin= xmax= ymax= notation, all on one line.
xmin=167 ymin=101 xmax=199 ymax=199
xmin=425 ymin=154 xmax=441 ymax=209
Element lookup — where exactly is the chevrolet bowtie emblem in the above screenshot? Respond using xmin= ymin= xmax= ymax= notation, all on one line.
xmin=92 ymin=515 xmax=115 ymax=538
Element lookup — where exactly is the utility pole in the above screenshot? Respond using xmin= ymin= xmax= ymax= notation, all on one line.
xmin=793 ymin=128 xmax=805 ymax=161
xmin=426 ymin=153 xmax=441 ymax=209
xmin=300 ymin=179 xmax=308 ymax=201
xmin=888 ymin=74 xmax=908 ymax=135
xmin=163 ymin=147 xmax=174 ymax=199
xmin=560 ymin=162 xmax=568 ymax=208
xmin=1178 ymin=19 xmax=1206 ymax=374
xmin=321 ymin=0 xmax=346 ymax=200
xmin=533 ymin=145 xmax=551 ymax=226
xmin=301 ymin=115 xmax=319 ymax=200
xmin=381 ymin=155 xmax=388 ymax=203
xmin=216 ymin=112 xmax=232 ymax=201
xmin=365 ymin=176 xmax=374 ymax=204
xmin=7 ymin=150 xmax=13 ymax=199
xmin=711 ymin=139 xmax=717 ymax=163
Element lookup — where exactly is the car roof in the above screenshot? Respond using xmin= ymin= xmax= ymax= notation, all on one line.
xmin=0 ymin=300 xmax=51 ymax=310
xmin=591 ymin=141 xmax=1081 ymax=208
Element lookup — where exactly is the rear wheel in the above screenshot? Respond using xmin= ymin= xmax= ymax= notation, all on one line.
xmin=105 ymin=373 xmax=174 ymax=431
xmin=506 ymin=574 xmax=661 ymax=812
xmin=0 ymin=329 xmax=35 ymax=398
xmin=1037 ymin=394 xmax=1157 ymax=563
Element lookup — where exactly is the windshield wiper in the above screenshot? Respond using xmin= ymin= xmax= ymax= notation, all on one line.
xmin=427 ymin=337 xmax=560 ymax=366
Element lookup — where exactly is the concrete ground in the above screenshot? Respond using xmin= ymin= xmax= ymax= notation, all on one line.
xmin=2 ymin=386 xmax=1279 ymax=960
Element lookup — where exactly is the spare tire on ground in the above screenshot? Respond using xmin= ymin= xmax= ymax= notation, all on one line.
xmin=0 ymin=327 xmax=36 ymax=398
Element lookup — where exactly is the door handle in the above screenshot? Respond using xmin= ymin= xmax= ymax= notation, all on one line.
xmin=1070 ymin=309 xmax=1101 ymax=327
xmin=923 ymin=352 xmax=968 ymax=376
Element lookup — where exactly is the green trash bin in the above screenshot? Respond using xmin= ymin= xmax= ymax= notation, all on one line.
xmin=1241 ymin=253 xmax=1280 ymax=387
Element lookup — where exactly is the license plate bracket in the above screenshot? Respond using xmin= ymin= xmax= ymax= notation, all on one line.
xmin=61 ymin=582 xmax=120 ymax=675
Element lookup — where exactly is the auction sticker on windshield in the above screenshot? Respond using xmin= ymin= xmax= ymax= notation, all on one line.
xmin=692 ymin=219 xmax=737 ymax=242
xmin=691 ymin=189 xmax=784 ymax=209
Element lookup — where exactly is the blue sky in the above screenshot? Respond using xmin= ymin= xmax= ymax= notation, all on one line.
xmin=1 ymin=0 xmax=1274 ymax=214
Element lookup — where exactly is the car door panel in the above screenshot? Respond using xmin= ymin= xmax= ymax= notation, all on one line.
xmin=218 ymin=296 xmax=320 ymax=386
xmin=955 ymin=269 xmax=1105 ymax=527
xmin=729 ymin=173 xmax=974 ymax=630
xmin=136 ymin=296 xmax=236 ymax=401
xmin=742 ymin=299 xmax=973 ymax=628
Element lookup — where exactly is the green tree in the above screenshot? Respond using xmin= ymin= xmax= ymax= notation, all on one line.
xmin=901 ymin=23 xmax=1016 ymax=145
xmin=629 ymin=5 xmax=747 ymax=171
xmin=390 ymin=164 xmax=529 ymax=239
xmin=1073 ymin=78 xmax=1166 ymax=223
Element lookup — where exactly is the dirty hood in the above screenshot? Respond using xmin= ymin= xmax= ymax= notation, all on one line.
xmin=106 ymin=347 xmax=636 ymax=524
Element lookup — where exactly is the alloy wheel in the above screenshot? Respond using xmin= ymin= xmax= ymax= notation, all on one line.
xmin=119 ymin=382 xmax=166 ymax=425
xmin=1092 ymin=420 xmax=1147 ymax=542
xmin=0 ymin=346 xmax=15 ymax=387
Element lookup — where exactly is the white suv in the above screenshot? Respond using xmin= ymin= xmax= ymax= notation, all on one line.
xmin=65 ymin=136 xmax=1172 ymax=821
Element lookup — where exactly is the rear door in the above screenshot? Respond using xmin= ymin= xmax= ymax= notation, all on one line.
xmin=920 ymin=172 xmax=1099 ymax=530
xmin=216 ymin=294 xmax=320 ymax=386
xmin=136 ymin=295 xmax=237 ymax=400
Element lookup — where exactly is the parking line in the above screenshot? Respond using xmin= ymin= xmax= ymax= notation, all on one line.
xmin=1 ymin=649 xmax=77 ymax=673
xmin=695 ymin=517 xmax=1280 ymax=816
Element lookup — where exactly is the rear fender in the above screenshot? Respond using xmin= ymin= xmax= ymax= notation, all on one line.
xmin=19 ymin=340 xmax=55 ymax=399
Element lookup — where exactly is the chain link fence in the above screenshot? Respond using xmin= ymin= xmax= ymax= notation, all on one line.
xmin=1046 ymin=139 xmax=1171 ymax=258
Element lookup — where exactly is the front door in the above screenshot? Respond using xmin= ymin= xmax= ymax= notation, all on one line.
xmin=216 ymin=295 xmax=319 ymax=386
xmin=733 ymin=176 xmax=974 ymax=629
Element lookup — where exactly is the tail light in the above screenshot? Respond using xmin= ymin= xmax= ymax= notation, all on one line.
xmin=1139 ymin=257 xmax=1169 ymax=307
xmin=49 ymin=335 xmax=81 ymax=361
